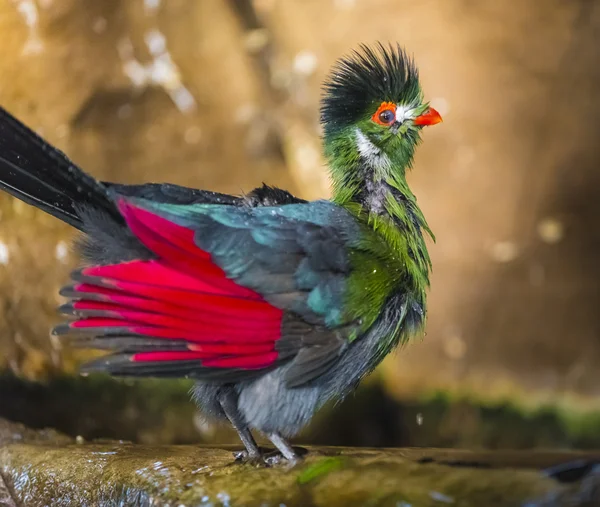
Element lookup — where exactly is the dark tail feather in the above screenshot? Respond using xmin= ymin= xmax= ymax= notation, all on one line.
xmin=0 ymin=106 xmax=122 ymax=230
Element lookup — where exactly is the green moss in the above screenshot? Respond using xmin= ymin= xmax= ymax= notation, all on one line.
xmin=415 ymin=389 xmax=600 ymax=447
xmin=5 ymin=371 xmax=600 ymax=451
xmin=297 ymin=457 xmax=347 ymax=484
xmin=0 ymin=372 xmax=199 ymax=444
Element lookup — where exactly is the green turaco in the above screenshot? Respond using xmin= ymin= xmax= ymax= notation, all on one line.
xmin=0 ymin=43 xmax=442 ymax=463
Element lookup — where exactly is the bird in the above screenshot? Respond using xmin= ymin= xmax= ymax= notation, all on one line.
xmin=0 ymin=43 xmax=441 ymax=464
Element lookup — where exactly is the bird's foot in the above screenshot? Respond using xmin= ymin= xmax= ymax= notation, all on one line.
xmin=233 ymin=448 xmax=305 ymax=467
xmin=233 ymin=448 xmax=275 ymax=467
xmin=266 ymin=433 xmax=307 ymax=465
xmin=267 ymin=445 xmax=309 ymax=466
xmin=263 ymin=450 xmax=291 ymax=467
xmin=233 ymin=449 xmax=265 ymax=466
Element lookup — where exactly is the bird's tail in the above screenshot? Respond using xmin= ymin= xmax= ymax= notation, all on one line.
xmin=0 ymin=106 xmax=122 ymax=231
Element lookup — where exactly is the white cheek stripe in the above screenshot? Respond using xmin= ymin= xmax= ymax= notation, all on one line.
xmin=355 ymin=128 xmax=391 ymax=172
xmin=355 ymin=127 xmax=379 ymax=158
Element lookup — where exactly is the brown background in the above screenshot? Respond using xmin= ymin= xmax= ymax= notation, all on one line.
xmin=0 ymin=0 xmax=599 ymax=414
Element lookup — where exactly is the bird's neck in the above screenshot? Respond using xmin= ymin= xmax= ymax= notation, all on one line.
xmin=325 ymin=127 xmax=433 ymax=288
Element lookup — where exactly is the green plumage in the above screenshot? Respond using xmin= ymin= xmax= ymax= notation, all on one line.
xmin=131 ymin=44 xmax=438 ymax=373
xmin=322 ymin=44 xmax=436 ymax=361
xmin=0 ymin=43 xmax=440 ymax=461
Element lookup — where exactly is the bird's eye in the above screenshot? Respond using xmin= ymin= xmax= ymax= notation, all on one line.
xmin=379 ymin=109 xmax=395 ymax=124
xmin=371 ymin=102 xmax=397 ymax=126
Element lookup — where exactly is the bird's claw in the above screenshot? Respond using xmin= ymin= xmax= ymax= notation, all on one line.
xmin=233 ymin=449 xmax=300 ymax=467
xmin=263 ymin=452 xmax=286 ymax=467
xmin=264 ymin=453 xmax=301 ymax=467
xmin=233 ymin=449 xmax=263 ymax=465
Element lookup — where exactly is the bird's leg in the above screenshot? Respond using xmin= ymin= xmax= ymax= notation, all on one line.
xmin=218 ymin=390 xmax=261 ymax=461
xmin=266 ymin=432 xmax=300 ymax=464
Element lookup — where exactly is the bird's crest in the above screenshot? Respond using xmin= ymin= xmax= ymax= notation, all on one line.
xmin=321 ymin=43 xmax=421 ymax=135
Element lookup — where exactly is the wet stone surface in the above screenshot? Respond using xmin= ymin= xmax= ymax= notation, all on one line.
xmin=0 ymin=419 xmax=599 ymax=506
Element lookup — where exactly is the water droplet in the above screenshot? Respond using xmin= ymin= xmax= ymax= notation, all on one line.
xmin=55 ymin=241 xmax=68 ymax=262
xmin=216 ymin=492 xmax=231 ymax=507
xmin=429 ymin=491 xmax=454 ymax=503
xmin=537 ymin=218 xmax=564 ymax=244
xmin=490 ymin=241 xmax=518 ymax=263
xmin=244 ymin=29 xmax=269 ymax=53
xmin=293 ymin=50 xmax=318 ymax=76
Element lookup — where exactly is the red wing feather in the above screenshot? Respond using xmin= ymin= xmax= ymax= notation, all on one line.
xmin=58 ymin=201 xmax=284 ymax=372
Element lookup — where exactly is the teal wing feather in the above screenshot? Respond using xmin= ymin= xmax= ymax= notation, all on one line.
xmin=129 ymin=199 xmax=361 ymax=325
xmin=123 ymin=197 xmax=406 ymax=385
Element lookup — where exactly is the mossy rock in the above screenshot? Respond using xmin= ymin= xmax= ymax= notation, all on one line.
xmin=1 ymin=419 xmax=599 ymax=506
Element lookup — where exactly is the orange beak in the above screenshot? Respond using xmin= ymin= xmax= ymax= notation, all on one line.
xmin=413 ymin=107 xmax=443 ymax=126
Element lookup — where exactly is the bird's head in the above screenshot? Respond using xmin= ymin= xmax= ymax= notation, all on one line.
xmin=321 ymin=44 xmax=441 ymax=173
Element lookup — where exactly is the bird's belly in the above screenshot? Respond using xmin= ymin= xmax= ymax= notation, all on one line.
xmin=234 ymin=329 xmax=383 ymax=438
xmin=236 ymin=366 xmax=322 ymax=437
xmin=235 ymin=294 xmax=418 ymax=437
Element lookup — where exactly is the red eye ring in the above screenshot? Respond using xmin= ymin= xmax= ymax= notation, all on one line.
xmin=372 ymin=102 xmax=396 ymax=126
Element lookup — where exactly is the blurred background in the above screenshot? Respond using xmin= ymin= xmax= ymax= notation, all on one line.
xmin=0 ymin=0 xmax=599 ymax=450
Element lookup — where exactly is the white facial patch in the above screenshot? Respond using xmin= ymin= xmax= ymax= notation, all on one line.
xmin=355 ymin=128 xmax=391 ymax=173
xmin=395 ymin=104 xmax=417 ymax=123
